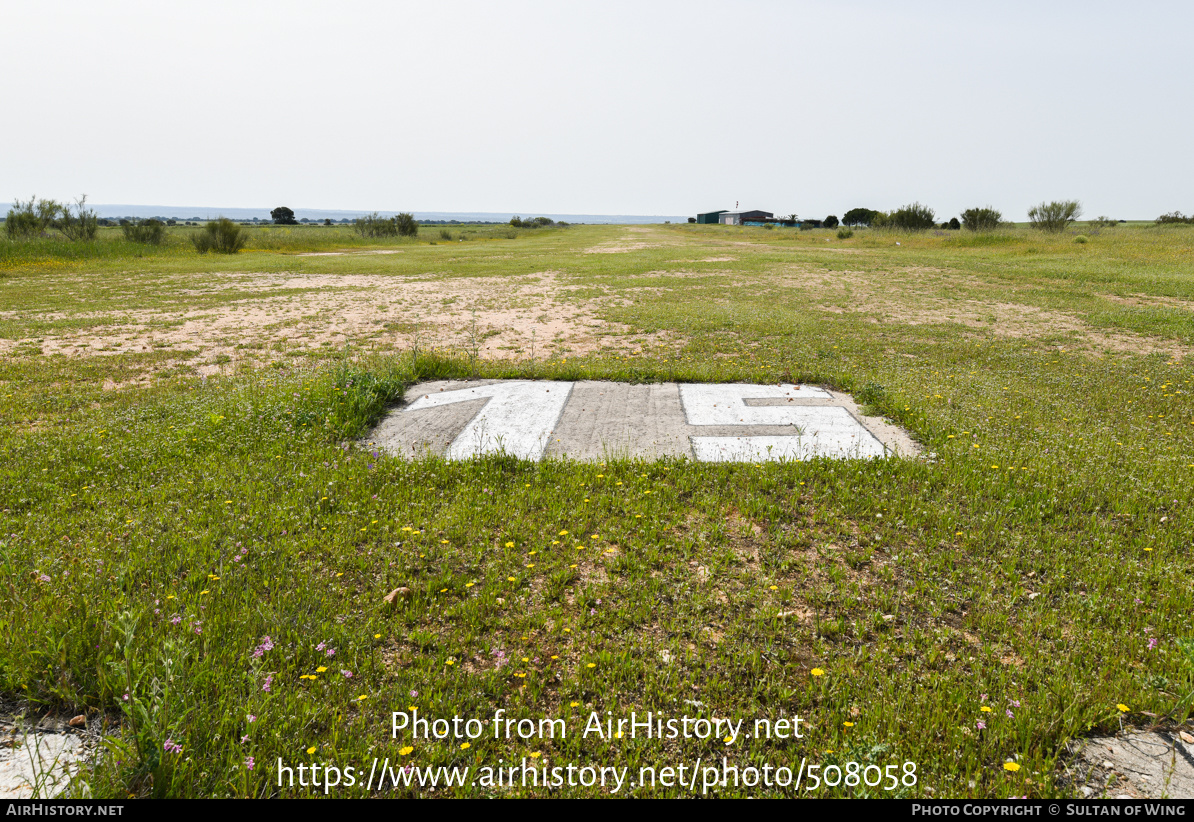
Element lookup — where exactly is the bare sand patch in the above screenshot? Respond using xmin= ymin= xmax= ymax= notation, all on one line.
xmin=1 ymin=269 xmax=682 ymax=377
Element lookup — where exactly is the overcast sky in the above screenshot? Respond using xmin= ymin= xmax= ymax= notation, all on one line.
xmin=4 ymin=0 xmax=1191 ymax=219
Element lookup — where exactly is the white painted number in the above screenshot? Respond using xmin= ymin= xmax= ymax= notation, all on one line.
xmin=679 ymin=383 xmax=886 ymax=461
xmin=404 ymin=381 xmax=571 ymax=461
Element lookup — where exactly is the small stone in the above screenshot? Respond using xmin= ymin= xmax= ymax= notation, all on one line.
xmin=495 ymin=598 xmax=505 ymax=605
xmin=1179 ymin=731 xmax=1194 ymax=745
xmin=68 ymin=715 xmax=86 ymax=729
xmin=1081 ymin=786 xmax=1093 ymax=797
xmin=1103 ymin=760 xmax=1114 ymax=769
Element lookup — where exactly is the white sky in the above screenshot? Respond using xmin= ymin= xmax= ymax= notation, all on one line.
xmin=4 ymin=0 xmax=1191 ymax=219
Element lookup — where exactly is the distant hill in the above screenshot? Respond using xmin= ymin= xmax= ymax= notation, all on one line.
xmin=0 ymin=204 xmax=688 ymax=225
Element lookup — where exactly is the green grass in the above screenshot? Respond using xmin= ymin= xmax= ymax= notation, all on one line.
xmin=1 ymin=223 xmax=1192 ymax=798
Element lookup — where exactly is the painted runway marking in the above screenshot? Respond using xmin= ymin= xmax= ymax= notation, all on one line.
xmin=404 ymin=381 xmax=572 ymax=461
xmin=373 ymin=380 xmax=911 ymax=463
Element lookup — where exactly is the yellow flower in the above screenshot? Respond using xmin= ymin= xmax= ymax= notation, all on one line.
xmin=529 ymin=752 xmax=541 ymax=758
xmin=507 ymin=576 xmax=516 ymax=582
xmin=316 ymin=666 xmax=328 ymax=673
xmin=768 ymin=585 xmax=778 ymax=591
xmin=445 ymin=659 xmax=455 ymax=666
xmin=586 ymin=663 xmax=596 ymax=668
xmin=373 ymin=634 xmax=381 ymax=639
xmin=306 ymin=746 xmax=316 ymax=755
xmin=1117 ymin=704 xmax=1130 ymax=713
xmin=811 ymin=668 xmax=825 ymax=677
xmin=559 ymin=530 xmax=568 ymax=536
xmin=843 ymin=721 xmax=854 ymax=727
xmin=1003 ymin=762 xmax=1020 ymax=772
xmin=465 ymin=582 xmax=475 ymax=588
xmin=460 ymin=742 xmax=471 ymax=750
xmin=357 ymin=695 xmax=367 ymax=700
xmin=399 ymin=746 xmax=413 ymax=756
xmin=570 ymin=701 xmax=580 ymax=707
xmin=980 ymin=706 xmax=992 ymax=712
xmin=505 ymin=541 xmax=514 ymax=548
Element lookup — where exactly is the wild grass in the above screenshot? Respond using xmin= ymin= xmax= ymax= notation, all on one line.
xmin=0 ymin=222 xmax=1192 ymax=798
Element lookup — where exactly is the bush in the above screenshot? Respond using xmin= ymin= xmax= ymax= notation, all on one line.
xmin=5 ymin=196 xmax=61 ymax=238
xmin=191 ymin=217 xmax=247 ymax=254
xmin=1155 ymin=211 xmax=1194 ymax=225
xmin=836 ymin=226 xmax=854 ymax=239
xmin=948 ymin=217 xmax=961 ymax=230
xmin=271 ymin=207 xmax=297 ymax=225
xmin=961 ymin=207 xmax=1002 ymax=232
xmin=354 ymin=212 xmax=418 ymax=238
xmin=888 ymin=202 xmax=936 ymax=231
xmin=123 ymin=219 xmax=166 ymax=245
xmin=823 ymin=215 xmax=839 ymax=229
xmin=1088 ymin=216 xmax=1118 ymax=229
xmin=1028 ymin=200 xmax=1081 ymax=233
xmin=395 ymin=212 xmax=418 ymax=237
xmin=510 ymin=216 xmax=554 ymax=229
xmin=1074 ymin=234 xmax=1089 ymax=244
xmin=843 ymin=207 xmax=880 ymax=227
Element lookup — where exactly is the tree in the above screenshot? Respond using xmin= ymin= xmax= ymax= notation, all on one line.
xmin=323 ymin=218 xmax=332 ymax=226
xmin=270 ymin=206 xmax=297 ymax=225
xmin=888 ymin=202 xmax=936 ymax=231
xmin=1028 ymin=200 xmax=1081 ymax=233
xmin=961 ymin=207 xmax=1001 ymax=231
xmin=823 ymin=215 xmax=839 ymax=228
xmin=842 ymin=207 xmax=879 ymax=227
xmin=948 ymin=217 xmax=961 ymax=230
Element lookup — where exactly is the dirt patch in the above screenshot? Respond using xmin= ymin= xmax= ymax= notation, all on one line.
xmin=0 ymin=269 xmax=682 ymax=377
xmin=1062 ymin=726 xmax=1194 ymax=798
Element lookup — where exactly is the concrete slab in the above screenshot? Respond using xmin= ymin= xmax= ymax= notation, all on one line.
xmin=369 ymin=380 xmax=918 ymax=463
xmin=1065 ymin=728 xmax=1194 ymax=799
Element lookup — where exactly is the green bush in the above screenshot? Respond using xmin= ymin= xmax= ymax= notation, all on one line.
xmin=354 ymin=212 xmax=418 ymax=238
xmin=191 ymin=218 xmax=247 ymax=254
xmin=1155 ymin=211 xmax=1194 ymax=225
xmin=836 ymin=226 xmax=854 ymax=239
xmin=1028 ymin=200 xmax=1082 ymax=233
xmin=1074 ymin=234 xmax=1089 ymax=244
xmin=888 ymin=202 xmax=936 ymax=231
xmin=395 ymin=212 xmax=418 ymax=237
xmin=4 ymin=197 xmax=61 ymax=239
xmin=122 ymin=219 xmax=166 ymax=245
xmin=55 ymin=196 xmax=99 ymax=241
xmin=823 ymin=215 xmax=839 ymax=228
xmin=961 ymin=207 xmax=1002 ymax=232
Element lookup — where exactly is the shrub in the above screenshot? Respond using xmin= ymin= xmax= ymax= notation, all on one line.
xmin=1074 ymin=234 xmax=1089 ymax=244
xmin=1155 ymin=211 xmax=1194 ymax=225
xmin=439 ymin=229 xmax=452 ymax=241
xmin=123 ymin=219 xmax=166 ymax=245
xmin=1088 ymin=216 xmax=1117 ymax=229
xmin=888 ymin=202 xmax=936 ymax=231
xmin=395 ymin=212 xmax=418 ymax=237
xmin=271 ymin=207 xmax=297 ymax=225
xmin=836 ymin=226 xmax=854 ymax=239
xmin=1028 ymin=200 xmax=1081 ymax=233
xmin=354 ymin=213 xmax=396 ymax=237
xmin=843 ymin=207 xmax=880 ymax=227
xmin=823 ymin=215 xmax=839 ymax=228
xmin=192 ymin=217 xmax=247 ymax=254
xmin=5 ymin=196 xmax=61 ymax=238
xmin=54 ymin=196 xmax=99 ymax=241
xmin=961 ymin=207 xmax=1002 ymax=232
xmin=948 ymin=217 xmax=961 ymax=230
xmin=510 ymin=216 xmax=554 ymax=229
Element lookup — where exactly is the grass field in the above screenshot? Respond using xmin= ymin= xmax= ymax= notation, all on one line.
xmin=2 ymin=221 xmax=1193 ymax=798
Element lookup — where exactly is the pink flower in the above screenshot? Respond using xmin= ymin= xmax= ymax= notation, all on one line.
xmin=341 ymin=670 xmax=352 ymax=678
xmin=262 ymin=674 xmax=274 ymax=693
xmin=245 ymin=756 xmax=255 ymax=771
xmin=976 ymin=720 xmax=986 ymax=730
